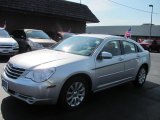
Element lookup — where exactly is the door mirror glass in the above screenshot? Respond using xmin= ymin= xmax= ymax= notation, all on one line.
xmin=101 ymin=51 xmax=112 ymax=59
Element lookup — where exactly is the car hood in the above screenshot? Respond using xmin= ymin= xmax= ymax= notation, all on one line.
xmin=29 ymin=38 xmax=56 ymax=44
xmin=9 ymin=49 xmax=88 ymax=69
xmin=0 ymin=37 xmax=17 ymax=45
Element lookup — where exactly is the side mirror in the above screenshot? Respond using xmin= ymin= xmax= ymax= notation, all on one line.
xmin=100 ymin=51 xmax=112 ymax=59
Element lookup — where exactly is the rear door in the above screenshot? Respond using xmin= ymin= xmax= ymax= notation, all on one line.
xmin=121 ymin=40 xmax=140 ymax=79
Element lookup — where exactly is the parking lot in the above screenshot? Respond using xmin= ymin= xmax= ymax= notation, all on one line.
xmin=0 ymin=53 xmax=160 ymax=120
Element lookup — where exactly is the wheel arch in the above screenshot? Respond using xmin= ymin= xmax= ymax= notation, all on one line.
xmin=57 ymin=73 xmax=93 ymax=106
xmin=62 ymin=73 xmax=93 ymax=92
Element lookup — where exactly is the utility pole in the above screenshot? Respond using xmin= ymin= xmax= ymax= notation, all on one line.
xmin=149 ymin=5 xmax=153 ymax=40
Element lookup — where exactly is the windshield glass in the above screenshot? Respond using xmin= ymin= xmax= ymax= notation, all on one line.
xmin=0 ymin=29 xmax=10 ymax=38
xmin=53 ymin=36 xmax=103 ymax=56
xmin=142 ymin=40 xmax=153 ymax=44
xmin=26 ymin=30 xmax=50 ymax=39
xmin=63 ymin=33 xmax=75 ymax=39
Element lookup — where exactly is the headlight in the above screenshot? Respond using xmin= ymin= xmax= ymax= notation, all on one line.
xmin=29 ymin=41 xmax=43 ymax=49
xmin=13 ymin=43 xmax=19 ymax=48
xmin=26 ymin=67 xmax=56 ymax=83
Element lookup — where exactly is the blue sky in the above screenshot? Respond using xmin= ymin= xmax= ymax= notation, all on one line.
xmin=67 ymin=0 xmax=160 ymax=26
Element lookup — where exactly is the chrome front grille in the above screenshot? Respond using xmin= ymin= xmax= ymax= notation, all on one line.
xmin=5 ymin=63 xmax=25 ymax=79
xmin=0 ymin=45 xmax=13 ymax=49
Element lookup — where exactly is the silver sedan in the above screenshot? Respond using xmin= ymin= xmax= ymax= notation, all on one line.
xmin=1 ymin=34 xmax=150 ymax=109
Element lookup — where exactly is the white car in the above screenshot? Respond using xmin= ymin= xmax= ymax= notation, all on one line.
xmin=0 ymin=28 xmax=19 ymax=56
xmin=11 ymin=29 xmax=57 ymax=53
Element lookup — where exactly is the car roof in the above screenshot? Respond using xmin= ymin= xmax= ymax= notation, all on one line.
xmin=13 ymin=29 xmax=43 ymax=32
xmin=24 ymin=29 xmax=43 ymax=32
xmin=58 ymin=32 xmax=75 ymax=35
xmin=76 ymin=34 xmax=124 ymax=40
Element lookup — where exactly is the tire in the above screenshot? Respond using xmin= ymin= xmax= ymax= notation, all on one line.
xmin=133 ymin=67 xmax=147 ymax=87
xmin=59 ymin=76 xmax=89 ymax=110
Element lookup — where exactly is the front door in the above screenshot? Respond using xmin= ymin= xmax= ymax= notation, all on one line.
xmin=95 ymin=40 xmax=125 ymax=89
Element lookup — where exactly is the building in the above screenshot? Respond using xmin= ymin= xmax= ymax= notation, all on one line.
xmin=86 ymin=24 xmax=160 ymax=41
xmin=0 ymin=0 xmax=99 ymax=39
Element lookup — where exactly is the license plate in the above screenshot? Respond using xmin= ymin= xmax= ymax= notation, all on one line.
xmin=2 ymin=78 xmax=8 ymax=91
xmin=2 ymin=50 xmax=9 ymax=53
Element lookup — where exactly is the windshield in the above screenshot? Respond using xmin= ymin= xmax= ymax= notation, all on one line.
xmin=63 ymin=33 xmax=74 ymax=39
xmin=142 ymin=40 xmax=153 ymax=44
xmin=0 ymin=29 xmax=10 ymax=38
xmin=53 ymin=36 xmax=103 ymax=56
xmin=26 ymin=30 xmax=50 ymax=39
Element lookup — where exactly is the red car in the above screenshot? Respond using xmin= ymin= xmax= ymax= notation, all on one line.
xmin=140 ymin=39 xmax=160 ymax=52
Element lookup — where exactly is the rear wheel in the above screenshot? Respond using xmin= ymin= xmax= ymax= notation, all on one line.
xmin=59 ymin=76 xmax=89 ymax=110
xmin=133 ymin=67 xmax=147 ymax=87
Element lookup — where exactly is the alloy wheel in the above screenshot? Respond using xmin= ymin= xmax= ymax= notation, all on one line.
xmin=138 ymin=68 xmax=146 ymax=84
xmin=66 ymin=82 xmax=85 ymax=107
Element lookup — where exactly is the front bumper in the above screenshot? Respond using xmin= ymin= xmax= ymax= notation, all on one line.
xmin=0 ymin=49 xmax=19 ymax=56
xmin=1 ymin=72 xmax=59 ymax=104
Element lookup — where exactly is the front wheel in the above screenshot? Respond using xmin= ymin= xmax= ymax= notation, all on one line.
xmin=133 ymin=67 xmax=147 ymax=87
xmin=59 ymin=76 xmax=89 ymax=110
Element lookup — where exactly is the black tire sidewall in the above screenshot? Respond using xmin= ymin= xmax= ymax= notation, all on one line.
xmin=134 ymin=67 xmax=147 ymax=87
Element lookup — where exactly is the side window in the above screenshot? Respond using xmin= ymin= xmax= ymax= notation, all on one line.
xmin=103 ymin=40 xmax=121 ymax=56
xmin=122 ymin=41 xmax=136 ymax=54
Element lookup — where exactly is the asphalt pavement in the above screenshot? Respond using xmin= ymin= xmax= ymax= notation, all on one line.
xmin=0 ymin=53 xmax=160 ymax=120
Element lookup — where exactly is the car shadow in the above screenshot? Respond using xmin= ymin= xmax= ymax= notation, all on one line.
xmin=0 ymin=56 xmax=10 ymax=63
xmin=1 ymin=81 xmax=160 ymax=120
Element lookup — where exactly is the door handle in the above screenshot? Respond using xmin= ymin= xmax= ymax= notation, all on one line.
xmin=137 ymin=55 xmax=140 ymax=58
